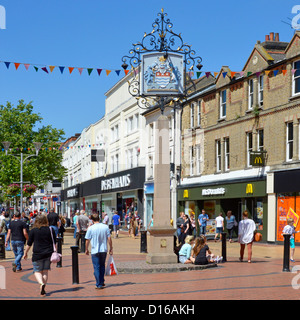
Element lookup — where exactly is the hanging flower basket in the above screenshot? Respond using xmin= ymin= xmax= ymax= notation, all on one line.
xmin=23 ymin=184 xmax=37 ymax=197
xmin=6 ymin=183 xmax=20 ymax=196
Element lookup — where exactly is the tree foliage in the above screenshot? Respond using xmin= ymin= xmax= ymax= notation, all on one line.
xmin=0 ymin=100 xmax=66 ymax=195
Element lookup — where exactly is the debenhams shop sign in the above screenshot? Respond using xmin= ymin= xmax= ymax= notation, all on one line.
xmin=101 ymin=174 xmax=131 ymax=191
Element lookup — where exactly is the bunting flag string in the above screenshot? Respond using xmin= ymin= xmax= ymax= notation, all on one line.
xmin=0 ymin=59 xmax=298 ymax=80
xmin=1 ymin=143 xmax=105 ymax=153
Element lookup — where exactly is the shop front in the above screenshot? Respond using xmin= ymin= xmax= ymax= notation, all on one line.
xmin=178 ymin=178 xmax=267 ymax=239
xmin=273 ymin=169 xmax=300 ymax=244
xmin=60 ymin=184 xmax=81 ymax=219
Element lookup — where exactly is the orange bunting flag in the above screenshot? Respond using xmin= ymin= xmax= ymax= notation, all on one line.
xmin=69 ymin=67 xmax=74 ymax=74
xmin=265 ymin=70 xmax=271 ymax=76
xmin=14 ymin=63 xmax=20 ymax=70
xmin=124 ymin=70 xmax=129 ymax=75
xmin=231 ymin=72 xmax=236 ymax=78
xmin=282 ymin=70 xmax=287 ymax=76
xmin=214 ymin=72 xmax=218 ymax=78
xmin=106 ymin=70 xmax=111 ymax=76
xmin=49 ymin=66 xmax=55 ymax=73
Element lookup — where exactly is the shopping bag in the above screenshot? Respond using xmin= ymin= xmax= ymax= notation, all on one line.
xmin=105 ymin=255 xmax=118 ymax=276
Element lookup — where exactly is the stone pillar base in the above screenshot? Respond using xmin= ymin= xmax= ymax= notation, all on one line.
xmin=146 ymin=227 xmax=177 ymax=264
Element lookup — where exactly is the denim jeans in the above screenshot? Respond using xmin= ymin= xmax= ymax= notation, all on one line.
xmin=11 ymin=240 xmax=24 ymax=270
xmin=50 ymin=225 xmax=59 ymax=237
xmin=199 ymin=226 xmax=206 ymax=235
xmin=91 ymin=252 xmax=107 ymax=288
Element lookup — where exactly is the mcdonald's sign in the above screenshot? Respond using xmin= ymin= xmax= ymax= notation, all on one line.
xmin=250 ymin=152 xmax=265 ymax=167
xmin=183 ymin=190 xmax=189 ymax=198
xmin=246 ymin=184 xmax=253 ymax=194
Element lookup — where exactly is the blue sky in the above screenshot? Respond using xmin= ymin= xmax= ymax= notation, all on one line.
xmin=0 ymin=0 xmax=297 ymax=139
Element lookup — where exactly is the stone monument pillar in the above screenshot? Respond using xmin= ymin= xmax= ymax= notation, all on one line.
xmin=146 ymin=114 xmax=177 ymax=264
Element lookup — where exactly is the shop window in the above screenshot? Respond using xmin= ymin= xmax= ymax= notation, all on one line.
xmin=277 ymin=193 xmax=300 ymax=242
xmin=254 ymin=199 xmax=263 ymax=231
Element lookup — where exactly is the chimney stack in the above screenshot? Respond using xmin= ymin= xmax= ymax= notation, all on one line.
xmin=265 ymin=34 xmax=270 ymax=41
xmin=275 ymin=32 xmax=279 ymax=41
xmin=270 ymin=32 xmax=274 ymax=41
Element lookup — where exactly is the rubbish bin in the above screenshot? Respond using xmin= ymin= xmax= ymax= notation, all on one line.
xmin=0 ymin=234 xmax=5 ymax=259
xmin=140 ymin=229 xmax=147 ymax=253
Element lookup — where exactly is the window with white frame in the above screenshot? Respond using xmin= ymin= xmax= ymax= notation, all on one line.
xmin=247 ymin=132 xmax=253 ymax=167
xmin=110 ymin=124 xmax=119 ymax=142
xmin=293 ymin=60 xmax=300 ymax=96
xmin=126 ymin=113 xmax=139 ymax=134
xmin=168 ymin=117 xmax=173 ymax=140
xmin=286 ymin=122 xmax=293 ymax=162
xmin=216 ymin=140 xmax=221 ymax=172
xmin=257 ymin=129 xmax=264 ymax=151
xmin=196 ymin=144 xmax=201 ymax=175
xmin=224 ymin=137 xmax=230 ymax=171
xmin=189 ymin=146 xmax=194 ymax=176
xmin=197 ymin=101 xmax=201 ymax=127
xmin=190 ymin=103 xmax=195 ymax=128
xmin=149 ymin=123 xmax=154 ymax=146
xmin=148 ymin=155 xmax=154 ymax=179
xmin=220 ymin=90 xmax=226 ymax=119
xmin=258 ymin=75 xmax=263 ymax=106
xmin=248 ymin=79 xmax=254 ymax=110
xmin=128 ymin=149 xmax=133 ymax=168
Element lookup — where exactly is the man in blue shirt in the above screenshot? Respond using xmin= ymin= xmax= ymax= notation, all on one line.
xmin=85 ymin=213 xmax=113 ymax=289
xmin=112 ymin=211 xmax=120 ymax=239
xmin=198 ymin=209 xmax=209 ymax=235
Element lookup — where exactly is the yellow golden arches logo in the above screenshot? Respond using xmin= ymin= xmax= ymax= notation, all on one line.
xmin=254 ymin=156 xmax=262 ymax=164
xmin=183 ymin=190 xmax=189 ymax=198
xmin=246 ymin=184 xmax=253 ymax=194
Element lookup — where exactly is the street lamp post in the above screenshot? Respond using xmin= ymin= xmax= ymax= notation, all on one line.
xmin=2 ymin=141 xmax=43 ymax=214
xmin=121 ymin=9 xmax=202 ymax=264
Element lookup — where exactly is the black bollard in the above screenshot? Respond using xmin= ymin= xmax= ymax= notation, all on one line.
xmin=221 ymin=232 xmax=227 ymax=262
xmin=140 ymin=229 xmax=147 ymax=253
xmin=56 ymin=236 xmax=63 ymax=268
xmin=80 ymin=232 xmax=86 ymax=253
xmin=283 ymin=234 xmax=291 ymax=272
xmin=0 ymin=234 xmax=5 ymax=259
xmin=71 ymin=246 xmax=79 ymax=284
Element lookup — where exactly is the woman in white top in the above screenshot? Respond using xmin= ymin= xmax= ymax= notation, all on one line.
xmin=238 ymin=210 xmax=256 ymax=263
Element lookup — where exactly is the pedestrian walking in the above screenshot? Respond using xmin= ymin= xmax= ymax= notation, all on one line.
xmin=112 ymin=211 xmax=120 ymax=239
xmin=76 ymin=210 xmax=90 ymax=250
xmin=73 ymin=210 xmax=80 ymax=238
xmin=5 ymin=212 xmax=28 ymax=272
xmin=238 ymin=210 xmax=256 ymax=263
xmin=282 ymin=218 xmax=300 ymax=262
xmin=0 ymin=212 xmax=11 ymax=251
xmin=225 ymin=210 xmax=237 ymax=243
xmin=85 ymin=213 xmax=113 ymax=290
xmin=130 ymin=215 xmax=138 ymax=239
xmin=47 ymin=208 xmax=60 ymax=237
xmin=198 ymin=209 xmax=209 ymax=235
xmin=102 ymin=212 xmax=109 ymax=225
xmin=214 ymin=212 xmax=224 ymax=242
xmin=23 ymin=214 xmax=57 ymax=296
xmin=190 ymin=214 xmax=197 ymax=237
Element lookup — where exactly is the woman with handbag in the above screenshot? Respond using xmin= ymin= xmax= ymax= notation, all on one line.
xmin=23 ymin=214 xmax=57 ymax=296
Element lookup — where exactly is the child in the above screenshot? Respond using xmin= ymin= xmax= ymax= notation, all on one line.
xmin=282 ymin=218 xmax=300 ymax=262
xmin=178 ymin=235 xmax=194 ymax=264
